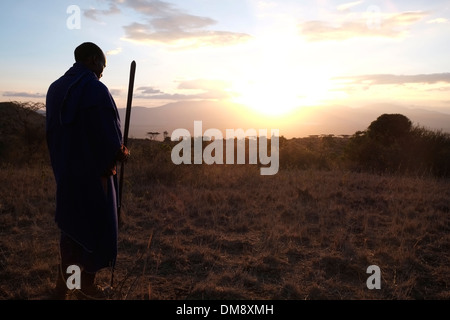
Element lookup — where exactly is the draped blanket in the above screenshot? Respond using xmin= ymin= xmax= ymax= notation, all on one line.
xmin=46 ymin=62 xmax=122 ymax=272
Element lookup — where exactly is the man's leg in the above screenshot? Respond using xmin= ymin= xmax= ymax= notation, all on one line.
xmin=52 ymin=232 xmax=80 ymax=299
xmin=56 ymin=232 xmax=109 ymax=299
xmin=52 ymin=262 xmax=69 ymax=299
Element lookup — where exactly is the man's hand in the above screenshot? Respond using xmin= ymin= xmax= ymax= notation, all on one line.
xmin=116 ymin=144 xmax=130 ymax=162
xmin=103 ymin=145 xmax=130 ymax=176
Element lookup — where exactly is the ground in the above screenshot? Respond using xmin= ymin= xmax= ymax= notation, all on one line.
xmin=0 ymin=151 xmax=448 ymax=300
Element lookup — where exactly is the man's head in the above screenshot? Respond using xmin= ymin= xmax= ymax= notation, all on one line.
xmin=74 ymin=42 xmax=106 ymax=79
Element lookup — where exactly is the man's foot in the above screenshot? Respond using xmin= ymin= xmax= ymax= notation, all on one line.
xmin=50 ymin=271 xmax=69 ymax=300
xmin=73 ymin=284 xmax=111 ymax=300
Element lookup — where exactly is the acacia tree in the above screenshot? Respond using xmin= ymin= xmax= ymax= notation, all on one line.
xmin=347 ymin=113 xmax=450 ymax=176
xmin=346 ymin=114 xmax=413 ymax=172
xmin=13 ymin=101 xmax=46 ymax=163
xmin=147 ymin=131 xmax=160 ymax=140
xmin=367 ymin=113 xmax=412 ymax=144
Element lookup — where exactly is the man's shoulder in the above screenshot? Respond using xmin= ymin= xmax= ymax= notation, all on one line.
xmin=47 ymin=75 xmax=66 ymax=92
xmin=84 ymin=78 xmax=116 ymax=107
xmin=46 ymin=76 xmax=69 ymax=103
xmin=86 ymin=77 xmax=110 ymax=93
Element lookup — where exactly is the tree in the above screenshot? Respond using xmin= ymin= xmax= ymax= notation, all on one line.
xmin=367 ymin=113 xmax=412 ymax=144
xmin=147 ymin=131 xmax=160 ymax=140
xmin=0 ymin=101 xmax=46 ymax=164
xmin=346 ymin=114 xmax=413 ymax=172
xmin=14 ymin=101 xmax=46 ymax=163
xmin=346 ymin=113 xmax=450 ymax=176
xmin=163 ymin=130 xmax=171 ymax=143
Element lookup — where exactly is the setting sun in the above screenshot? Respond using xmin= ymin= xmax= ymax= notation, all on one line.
xmin=231 ymin=68 xmax=336 ymax=117
xmin=231 ymin=77 xmax=303 ymax=116
xmin=228 ymin=19 xmax=338 ymax=117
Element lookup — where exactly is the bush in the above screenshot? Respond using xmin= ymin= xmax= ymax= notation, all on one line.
xmin=0 ymin=101 xmax=47 ymax=165
xmin=346 ymin=114 xmax=450 ymax=177
xmin=367 ymin=114 xmax=412 ymax=144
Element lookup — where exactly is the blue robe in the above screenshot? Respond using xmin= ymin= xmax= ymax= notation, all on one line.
xmin=46 ymin=62 xmax=123 ymax=272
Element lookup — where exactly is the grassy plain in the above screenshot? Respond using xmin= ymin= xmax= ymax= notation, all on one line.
xmin=0 ymin=138 xmax=448 ymax=300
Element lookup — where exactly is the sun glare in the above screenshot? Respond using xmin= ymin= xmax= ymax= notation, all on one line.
xmin=229 ymin=22 xmax=336 ymax=117
xmin=231 ymin=78 xmax=301 ymax=116
xmin=231 ymin=68 xmax=335 ymax=117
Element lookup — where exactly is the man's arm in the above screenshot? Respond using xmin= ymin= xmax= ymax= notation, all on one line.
xmin=84 ymin=81 xmax=124 ymax=177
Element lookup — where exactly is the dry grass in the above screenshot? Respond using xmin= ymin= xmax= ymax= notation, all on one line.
xmin=0 ymin=140 xmax=449 ymax=300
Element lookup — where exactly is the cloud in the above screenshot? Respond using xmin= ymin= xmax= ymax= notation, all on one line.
xmin=109 ymin=89 xmax=123 ymax=96
xmin=3 ymin=91 xmax=46 ymax=98
xmin=335 ymin=73 xmax=450 ymax=86
xmin=299 ymin=10 xmax=428 ymax=42
xmin=137 ymin=86 xmax=163 ymax=94
xmin=86 ymin=0 xmax=251 ymax=49
xmin=123 ymin=24 xmax=251 ymax=49
xmin=337 ymin=1 xmax=364 ymax=12
xmin=426 ymin=86 xmax=450 ymax=92
xmin=118 ymin=0 xmax=174 ymax=16
xmin=106 ymin=47 xmax=123 ymax=55
xmin=135 ymin=79 xmax=232 ymax=100
xmin=84 ymin=3 xmax=120 ymax=21
xmin=427 ymin=18 xmax=449 ymax=24
xmin=176 ymin=79 xmax=231 ymax=91
xmin=135 ymin=91 xmax=228 ymax=100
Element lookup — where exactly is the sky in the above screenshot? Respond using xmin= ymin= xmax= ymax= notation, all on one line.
xmin=1 ymin=0 xmax=450 ymax=127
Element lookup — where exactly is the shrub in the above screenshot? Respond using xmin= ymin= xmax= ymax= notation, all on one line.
xmin=346 ymin=114 xmax=450 ymax=177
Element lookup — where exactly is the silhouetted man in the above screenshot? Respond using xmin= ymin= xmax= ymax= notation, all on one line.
xmin=46 ymin=42 xmax=129 ymax=299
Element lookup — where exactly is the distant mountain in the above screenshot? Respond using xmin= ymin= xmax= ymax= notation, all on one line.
xmin=118 ymin=101 xmax=450 ymax=139
xmin=119 ymin=101 xmax=246 ymax=139
xmin=3 ymin=100 xmax=448 ymax=141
